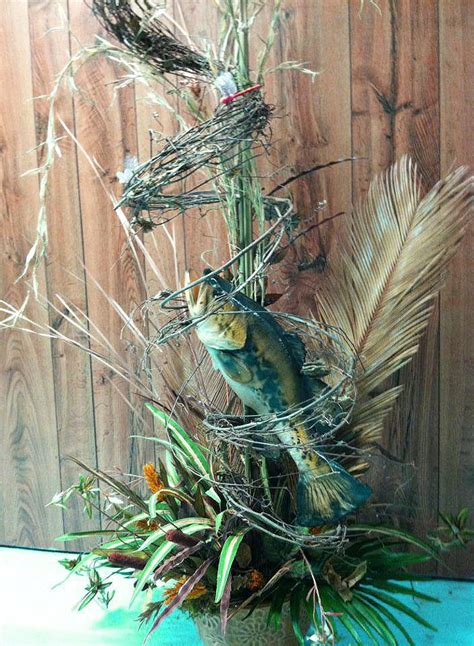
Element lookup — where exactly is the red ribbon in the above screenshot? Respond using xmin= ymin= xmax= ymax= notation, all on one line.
xmin=220 ymin=83 xmax=263 ymax=105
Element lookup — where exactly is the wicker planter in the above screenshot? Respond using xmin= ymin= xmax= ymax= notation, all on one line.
xmin=194 ymin=603 xmax=306 ymax=646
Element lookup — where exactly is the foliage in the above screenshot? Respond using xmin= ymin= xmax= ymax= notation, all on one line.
xmin=50 ymin=407 xmax=471 ymax=644
xmin=429 ymin=508 xmax=474 ymax=552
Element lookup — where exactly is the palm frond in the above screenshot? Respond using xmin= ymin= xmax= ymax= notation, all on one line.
xmin=318 ymin=156 xmax=472 ymax=454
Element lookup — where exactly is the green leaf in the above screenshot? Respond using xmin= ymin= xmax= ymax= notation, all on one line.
xmin=94 ymin=535 xmax=142 ymax=551
xmin=140 ymin=517 xmax=212 ymax=551
xmin=320 ymin=587 xmax=363 ymax=646
xmin=215 ymin=532 xmax=247 ymax=603
xmin=320 ymin=587 xmax=378 ymax=645
xmin=205 ymin=486 xmax=221 ymax=504
xmin=348 ymin=524 xmax=439 ymax=560
xmin=357 ymin=594 xmax=416 ymax=646
xmin=146 ymin=404 xmax=211 ymax=478
xmin=129 ymin=519 xmax=213 ymax=607
xmin=267 ymin=584 xmax=288 ymax=631
xmin=130 ymin=540 xmax=176 ymax=607
xmin=55 ymin=529 xmax=123 ymax=541
xmin=289 ymin=586 xmax=305 ymax=645
xmin=148 ymin=494 xmax=168 ymax=520
xmin=457 ymin=507 xmax=469 ymax=526
xmin=357 ymin=588 xmax=437 ymax=631
xmin=351 ymin=594 xmax=398 ymax=646
xmin=165 ymin=450 xmax=181 ymax=487
xmin=215 ymin=511 xmax=226 ymax=535
xmin=361 ymin=580 xmax=439 ymax=603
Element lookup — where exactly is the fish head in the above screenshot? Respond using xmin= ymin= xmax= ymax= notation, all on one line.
xmin=185 ymin=269 xmax=217 ymax=320
xmin=184 ymin=269 xmax=247 ymax=350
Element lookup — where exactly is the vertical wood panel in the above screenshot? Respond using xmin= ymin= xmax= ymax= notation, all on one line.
xmin=28 ymin=0 xmax=99 ymax=550
xmin=439 ymin=0 xmax=474 ymax=575
xmin=0 ymin=0 xmax=62 ymax=547
xmin=177 ymin=2 xmax=229 ymax=277
xmin=68 ymin=0 xmax=153 ymax=480
xmin=271 ymin=0 xmax=352 ymax=315
xmin=350 ymin=0 xmax=441 ymax=552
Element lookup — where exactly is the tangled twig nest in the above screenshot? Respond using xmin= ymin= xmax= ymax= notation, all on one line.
xmin=92 ymin=0 xmax=212 ymax=78
xmin=119 ymin=92 xmax=272 ymax=225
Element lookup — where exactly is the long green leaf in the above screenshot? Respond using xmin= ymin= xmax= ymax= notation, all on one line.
xmin=289 ymin=585 xmax=305 ymax=645
xmin=140 ymin=517 xmax=212 ymax=551
xmin=130 ymin=520 xmax=212 ymax=607
xmin=324 ymin=591 xmax=379 ymax=646
xmin=215 ymin=533 xmax=247 ymax=603
xmin=165 ymin=449 xmax=181 ymax=487
xmin=214 ymin=510 xmax=226 ymax=535
xmin=320 ymin=587 xmax=363 ymax=646
xmin=130 ymin=541 xmax=175 ymax=607
xmin=357 ymin=594 xmax=416 ymax=646
xmin=96 ymin=536 xmax=142 ymax=550
xmin=146 ymin=404 xmax=211 ymax=478
xmin=361 ymin=580 xmax=439 ymax=603
xmin=348 ymin=524 xmax=439 ymax=560
xmin=55 ymin=529 xmax=125 ymax=541
xmin=267 ymin=584 xmax=288 ymax=631
xmin=351 ymin=594 xmax=397 ymax=646
xmin=357 ymin=588 xmax=436 ymax=631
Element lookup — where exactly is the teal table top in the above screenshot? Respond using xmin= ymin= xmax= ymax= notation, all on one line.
xmin=1 ymin=546 xmax=473 ymax=645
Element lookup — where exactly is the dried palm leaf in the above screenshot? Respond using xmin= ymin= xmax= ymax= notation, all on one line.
xmin=317 ymin=156 xmax=472 ymax=463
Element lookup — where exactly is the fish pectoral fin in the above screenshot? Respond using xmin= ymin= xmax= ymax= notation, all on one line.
xmin=218 ymin=353 xmax=254 ymax=384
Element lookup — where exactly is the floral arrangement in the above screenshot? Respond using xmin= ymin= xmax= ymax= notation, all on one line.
xmin=3 ymin=0 xmax=472 ymax=644
xmin=55 ymin=415 xmax=471 ymax=644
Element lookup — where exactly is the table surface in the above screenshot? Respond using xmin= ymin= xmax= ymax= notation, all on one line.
xmin=1 ymin=546 xmax=473 ymax=645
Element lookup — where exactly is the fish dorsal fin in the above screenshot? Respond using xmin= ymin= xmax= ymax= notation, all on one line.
xmin=284 ymin=331 xmax=306 ymax=368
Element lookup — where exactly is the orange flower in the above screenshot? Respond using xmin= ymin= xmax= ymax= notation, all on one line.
xmin=163 ymin=576 xmax=207 ymax=604
xmin=247 ymin=569 xmax=264 ymax=591
xmin=143 ymin=463 xmax=165 ymax=496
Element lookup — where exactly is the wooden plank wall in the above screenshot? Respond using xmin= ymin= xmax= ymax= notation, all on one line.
xmin=0 ymin=0 xmax=472 ymax=576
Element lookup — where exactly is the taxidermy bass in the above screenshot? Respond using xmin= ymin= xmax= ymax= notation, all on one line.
xmin=186 ymin=270 xmax=371 ymax=526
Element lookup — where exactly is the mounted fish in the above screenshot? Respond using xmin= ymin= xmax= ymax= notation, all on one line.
xmin=185 ymin=270 xmax=371 ymax=527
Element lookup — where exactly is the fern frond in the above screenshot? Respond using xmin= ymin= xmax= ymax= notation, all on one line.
xmin=318 ymin=157 xmax=472 ymax=455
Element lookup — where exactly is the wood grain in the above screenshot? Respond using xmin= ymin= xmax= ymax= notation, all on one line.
xmin=28 ymin=0 xmax=99 ymax=551
xmin=350 ymin=0 xmax=441 ymax=556
xmin=268 ymin=0 xmax=352 ymax=316
xmin=0 ymin=0 xmax=62 ymax=547
xmin=439 ymin=0 xmax=474 ymax=576
xmin=68 ymin=1 xmax=154 ymax=482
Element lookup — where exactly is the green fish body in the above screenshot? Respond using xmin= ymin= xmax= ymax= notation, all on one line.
xmin=186 ymin=271 xmax=371 ymax=526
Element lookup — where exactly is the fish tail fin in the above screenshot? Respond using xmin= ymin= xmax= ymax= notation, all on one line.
xmin=296 ymin=459 xmax=371 ymax=527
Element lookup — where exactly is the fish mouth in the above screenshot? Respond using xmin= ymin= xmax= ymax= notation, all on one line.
xmin=184 ymin=269 xmax=214 ymax=319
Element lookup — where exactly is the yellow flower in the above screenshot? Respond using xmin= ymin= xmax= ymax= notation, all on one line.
xmin=163 ymin=576 xmax=207 ymax=604
xmin=247 ymin=569 xmax=264 ymax=591
xmin=143 ymin=463 xmax=165 ymax=496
